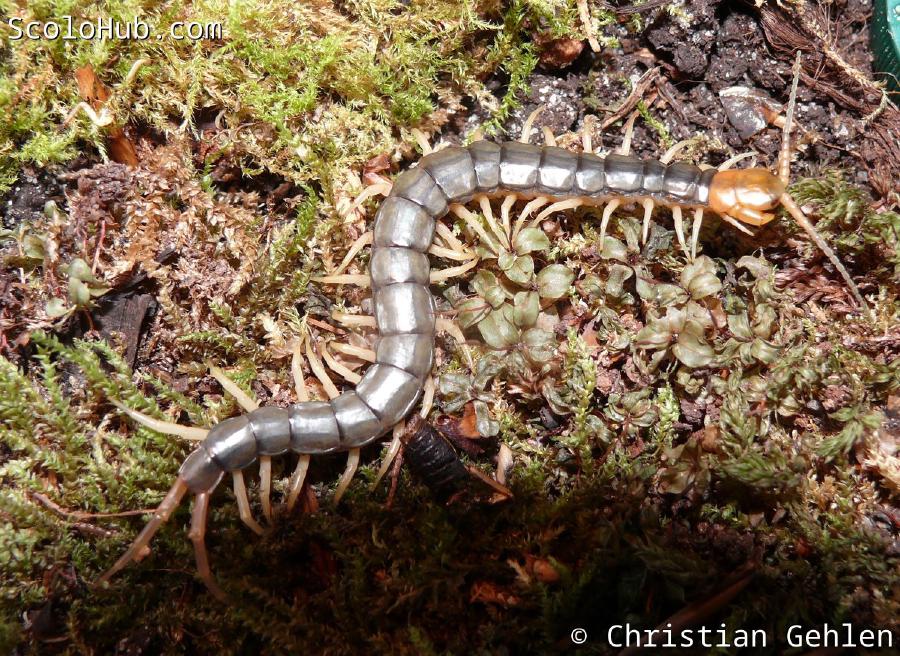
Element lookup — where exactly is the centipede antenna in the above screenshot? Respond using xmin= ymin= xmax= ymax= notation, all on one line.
xmin=778 ymin=52 xmax=802 ymax=186
xmin=97 ymin=478 xmax=189 ymax=585
xmin=780 ymin=193 xmax=869 ymax=313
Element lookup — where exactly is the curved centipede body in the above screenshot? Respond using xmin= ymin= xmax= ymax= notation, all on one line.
xmin=99 ymin=58 xmax=868 ymax=598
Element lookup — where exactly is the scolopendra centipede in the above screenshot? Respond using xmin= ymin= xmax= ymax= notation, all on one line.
xmin=98 ymin=54 xmax=868 ymax=600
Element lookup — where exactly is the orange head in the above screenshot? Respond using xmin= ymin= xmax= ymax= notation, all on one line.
xmin=707 ymin=168 xmax=785 ymax=226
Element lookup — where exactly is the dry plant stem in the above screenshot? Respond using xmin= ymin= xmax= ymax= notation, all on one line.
xmin=780 ymin=193 xmax=869 ymax=313
xmin=97 ymin=479 xmax=189 ymax=584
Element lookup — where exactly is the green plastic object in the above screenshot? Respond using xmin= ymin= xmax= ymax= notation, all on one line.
xmin=872 ymin=0 xmax=900 ymax=92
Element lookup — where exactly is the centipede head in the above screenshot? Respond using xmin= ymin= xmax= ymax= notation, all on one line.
xmin=707 ymin=168 xmax=785 ymax=226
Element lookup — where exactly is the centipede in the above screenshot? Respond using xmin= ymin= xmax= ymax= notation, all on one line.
xmin=97 ymin=55 xmax=867 ymax=600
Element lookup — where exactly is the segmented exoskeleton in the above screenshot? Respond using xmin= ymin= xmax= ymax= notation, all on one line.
xmin=99 ymin=54 xmax=866 ymax=599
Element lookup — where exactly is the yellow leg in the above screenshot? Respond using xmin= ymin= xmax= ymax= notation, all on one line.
xmin=410 ymin=128 xmax=433 ymax=155
xmin=209 ymin=365 xmax=258 ymax=413
xmin=259 ymin=455 xmax=273 ymax=523
xmin=189 ymin=491 xmax=227 ymax=601
xmin=690 ymin=208 xmax=704 ymax=260
xmin=500 ymin=193 xmax=518 ymax=239
xmin=305 ymin=337 xmax=341 ymax=400
xmin=351 ymin=182 xmax=392 ymax=212
xmin=520 ymin=106 xmax=544 ymax=143
xmin=332 ymin=312 xmax=378 ymax=329
xmin=600 ymin=199 xmax=621 ymax=244
xmin=285 ymin=455 xmax=311 ymax=512
xmin=672 ymin=206 xmax=688 ymax=255
xmin=232 ymin=471 xmax=265 ymax=536
xmin=582 ymin=114 xmax=596 ymax=153
xmin=542 ymin=126 xmax=557 ymax=147
xmin=533 ymin=198 xmax=583 ymax=225
xmin=618 ymin=111 xmax=639 ymax=156
xmin=329 ymin=342 xmax=376 ymax=363
xmin=479 ymin=195 xmax=510 ymax=250
xmin=430 ymin=257 xmax=479 ymax=283
xmin=437 ymin=318 xmax=474 ymax=370
xmin=429 ymin=243 xmax=478 ymax=261
xmin=112 ymin=402 xmax=208 ymax=441
xmin=450 ymin=203 xmax=502 ymax=255
xmin=372 ymin=421 xmax=405 ymax=489
xmin=332 ymin=231 xmax=373 ymax=277
xmin=314 ymin=273 xmax=370 ymax=287
xmin=641 ymin=199 xmax=655 ymax=245
xmin=513 ymin=196 xmax=550 ymax=240
xmin=322 ymin=342 xmax=362 ymax=384
xmin=333 ymin=448 xmax=361 ymax=505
